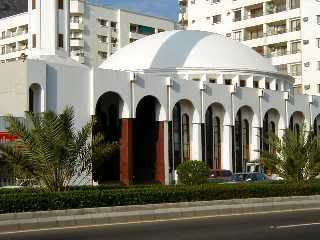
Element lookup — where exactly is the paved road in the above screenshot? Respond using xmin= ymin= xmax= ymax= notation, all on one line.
xmin=1 ymin=209 xmax=320 ymax=240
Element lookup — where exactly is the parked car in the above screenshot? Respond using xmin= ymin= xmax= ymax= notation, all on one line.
xmin=208 ymin=169 xmax=233 ymax=183
xmin=224 ymin=173 xmax=248 ymax=184
xmin=245 ymin=172 xmax=270 ymax=182
xmin=268 ymin=174 xmax=284 ymax=181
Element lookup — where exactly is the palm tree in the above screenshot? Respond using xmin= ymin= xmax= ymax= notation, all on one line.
xmin=261 ymin=129 xmax=320 ymax=183
xmin=0 ymin=106 xmax=117 ymax=192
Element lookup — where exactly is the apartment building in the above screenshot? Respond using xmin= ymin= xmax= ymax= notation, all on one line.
xmin=180 ymin=0 xmax=320 ymax=95
xmin=70 ymin=0 xmax=175 ymax=66
xmin=0 ymin=0 xmax=175 ymax=66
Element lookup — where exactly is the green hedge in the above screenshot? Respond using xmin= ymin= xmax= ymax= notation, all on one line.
xmin=1 ymin=183 xmax=320 ymax=214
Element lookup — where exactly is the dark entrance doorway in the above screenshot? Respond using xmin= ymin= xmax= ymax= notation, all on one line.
xmin=94 ymin=92 xmax=122 ymax=184
xmin=133 ymin=96 xmax=160 ymax=183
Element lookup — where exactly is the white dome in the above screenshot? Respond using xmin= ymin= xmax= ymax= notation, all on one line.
xmin=99 ymin=30 xmax=277 ymax=74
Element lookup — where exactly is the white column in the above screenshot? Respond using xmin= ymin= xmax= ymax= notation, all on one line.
xmin=241 ymin=29 xmax=245 ymax=41
xmin=232 ymin=75 xmax=240 ymax=87
xmin=217 ymin=74 xmax=224 ymax=85
xmin=247 ymin=75 xmax=254 ymax=88
xmin=262 ymin=1 xmax=267 ymax=15
xmin=284 ymin=93 xmax=289 ymax=128
xmin=286 ymin=19 xmax=290 ymax=32
xmin=286 ymin=0 xmax=290 ymax=10
xmin=278 ymin=128 xmax=286 ymax=140
xmin=270 ymin=78 xmax=277 ymax=90
xmin=259 ymin=77 xmax=266 ymax=89
xmin=191 ymin=123 xmax=202 ymax=161
xmin=222 ymin=125 xmax=233 ymax=171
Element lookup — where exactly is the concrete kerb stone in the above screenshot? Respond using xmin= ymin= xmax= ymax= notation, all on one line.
xmin=1 ymin=195 xmax=320 ymax=232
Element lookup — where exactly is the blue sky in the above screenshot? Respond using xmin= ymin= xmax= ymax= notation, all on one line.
xmin=90 ymin=0 xmax=178 ymax=21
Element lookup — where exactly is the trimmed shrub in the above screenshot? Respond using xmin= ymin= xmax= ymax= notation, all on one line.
xmin=1 ymin=182 xmax=320 ymax=214
xmin=176 ymin=160 xmax=210 ymax=185
xmin=1 ymin=183 xmax=320 ymax=214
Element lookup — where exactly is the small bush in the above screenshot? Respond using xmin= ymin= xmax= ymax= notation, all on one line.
xmin=176 ymin=160 xmax=210 ymax=185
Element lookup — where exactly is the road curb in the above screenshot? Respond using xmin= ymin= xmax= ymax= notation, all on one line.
xmin=1 ymin=195 xmax=320 ymax=233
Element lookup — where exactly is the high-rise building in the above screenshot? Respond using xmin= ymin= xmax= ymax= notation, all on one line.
xmin=0 ymin=0 xmax=175 ymax=66
xmin=180 ymin=0 xmax=320 ymax=95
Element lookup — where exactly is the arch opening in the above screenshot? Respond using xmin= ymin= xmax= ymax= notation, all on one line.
xmin=133 ymin=95 xmax=162 ymax=183
xmin=93 ymin=92 xmax=123 ymax=184
xmin=169 ymin=99 xmax=194 ymax=174
xmin=204 ymin=103 xmax=225 ymax=170
xmin=314 ymin=114 xmax=320 ymax=136
xmin=233 ymin=106 xmax=253 ymax=173
xmin=289 ymin=111 xmax=305 ymax=136
xmin=262 ymin=109 xmax=280 ymax=154
xmin=29 ymin=83 xmax=42 ymax=113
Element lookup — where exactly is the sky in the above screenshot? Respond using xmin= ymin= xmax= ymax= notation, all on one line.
xmin=90 ymin=0 xmax=178 ymax=21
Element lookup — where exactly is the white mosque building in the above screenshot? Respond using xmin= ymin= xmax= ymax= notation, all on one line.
xmin=1 ymin=0 xmax=320 ymax=185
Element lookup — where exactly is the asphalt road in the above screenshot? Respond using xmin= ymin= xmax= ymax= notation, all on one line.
xmin=1 ymin=209 xmax=320 ymax=240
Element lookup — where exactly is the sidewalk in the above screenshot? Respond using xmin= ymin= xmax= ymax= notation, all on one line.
xmin=1 ymin=195 xmax=320 ymax=233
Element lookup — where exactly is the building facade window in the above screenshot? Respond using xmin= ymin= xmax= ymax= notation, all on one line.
xmin=182 ymin=114 xmax=190 ymax=162
xmin=97 ymin=18 xmax=108 ymax=27
xmin=98 ymin=51 xmax=108 ymax=59
xmin=225 ymin=79 xmax=231 ymax=85
xmin=265 ymin=82 xmax=270 ymax=89
xmin=58 ymin=34 xmax=64 ymax=48
xmin=32 ymin=0 xmax=36 ymax=10
xmin=97 ymin=35 xmax=107 ymax=43
xmin=290 ymin=19 xmax=301 ymax=32
xmin=290 ymin=0 xmax=300 ymax=9
xmin=32 ymin=34 xmax=36 ymax=48
xmin=173 ymin=104 xmax=182 ymax=169
xmin=213 ymin=117 xmax=221 ymax=169
xmin=290 ymin=63 xmax=302 ymax=76
xmin=240 ymin=80 xmax=246 ymax=87
xmin=276 ymin=64 xmax=288 ymax=73
xmin=58 ymin=0 xmax=64 ymax=10
xmin=291 ymin=41 xmax=301 ymax=54
xmin=212 ymin=15 xmax=221 ymax=24
xmin=233 ymin=31 xmax=241 ymax=41
xmin=234 ymin=10 xmax=241 ymax=22
xmin=242 ymin=119 xmax=250 ymax=164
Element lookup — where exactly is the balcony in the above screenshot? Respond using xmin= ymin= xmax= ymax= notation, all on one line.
xmin=233 ymin=0 xmax=299 ymax=22
xmin=70 ymin=39 xmax=84 ymax=47
xmin=244 ymin=25 xmax=263 ymax=41
xmin=244 ymin=23 xmax=300 ymax=43
xmin=70 ymin=22 xmax=84 ymax=31
xmin=97 ymin=42 xmax=108 ymax=52
xmin=243 ymin=3 xmax=263 ymax=20
xmin=0 ymin=27 xmax=28 ymax=40
xmin=5 ymin=48 xmax=16 ymax=54
xmin=266 ymin=19 xmax=286 ymax=36
xmin=70 ymin=0 xmax=85 ymax=14
xmin=262 ymin=42 xmax=301 ymax=66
